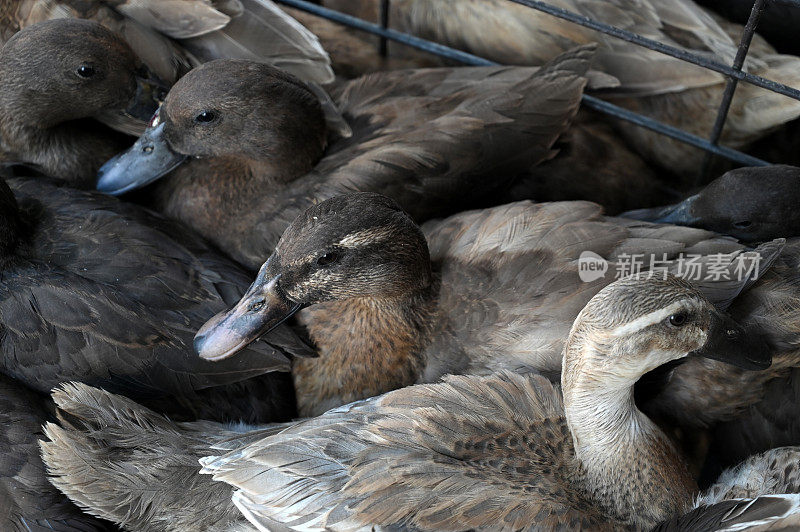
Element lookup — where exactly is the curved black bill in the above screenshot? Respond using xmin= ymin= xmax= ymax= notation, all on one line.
xmin=691 ymin=312 xmax=772 ymax=370
xmin=194 ymin=260 xmax=305 ymax=361
xmin=621 ymin=194 xmax=699 ymax=226
xmin=96 ymin=116 xmax=187 ymax=195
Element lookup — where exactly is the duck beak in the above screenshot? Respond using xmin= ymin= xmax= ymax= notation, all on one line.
xmin=95 ymin=111 xmax=187 ymax=195
xmin=125 ymin=71 xmax=169 ymax=121
xmin=94 ymin=68 xmax=169 ymax=136
xmin=194 ymin=259 xmax=305 ymax=361
xmin=621 ymin=194 xmax=700 ymax=226
xmin=690 ymin=312 xmax=772 ymax=370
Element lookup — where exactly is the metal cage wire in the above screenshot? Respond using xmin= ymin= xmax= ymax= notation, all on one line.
xmin=275 ymin=0 xmax=800 ymax=171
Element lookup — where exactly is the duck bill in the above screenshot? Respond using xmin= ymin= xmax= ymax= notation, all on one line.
xmin=95 ymin=117 xmax=187 ymax=195
xmin=621 ymin=194 xmax=699 ymax=226
xmin=94 ymin=68 xmax=169 ymax=136
xmin=690 ymin=312 xmax=772 ymax=370
xmin=194 ymin=261 xmax=304 ymax=361
xmin=127 ymin=69 xmax=169 ymax=121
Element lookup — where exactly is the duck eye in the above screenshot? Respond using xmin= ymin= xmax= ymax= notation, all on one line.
xmin=194 ymin=110 xmax=218 ymax=124
xmin=76 ymin=65 xmax=95 ymax=78
xmin=668 ymin=313 xmax=688 ymax=327
xmin=248 ymin=299 xmax=265 ymax=312
xmin=316 ymin=252 xmax=339 ymax=267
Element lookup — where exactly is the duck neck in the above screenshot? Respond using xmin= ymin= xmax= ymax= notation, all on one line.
xmin=562 ymin=340 xmax=697 ymax=528
xmin=152 ymin=150 xmax=323 ymax=268
xmin=293 ymin=283 xmax=437 ymax=417
xmin=0 ymin=114 xmax=125 ymax=188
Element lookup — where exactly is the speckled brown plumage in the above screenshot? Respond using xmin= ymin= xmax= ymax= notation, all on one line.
xmin=39 ymin=275 xmax=792 ymax=531
xmin=293 ymin=288 xmax=436 ymax=416
xmin=0 ymin=177 xmax=312 ymax=423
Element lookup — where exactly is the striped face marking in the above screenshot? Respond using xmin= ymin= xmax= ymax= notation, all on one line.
xmin=609 ymin=299 xmax=697 ymax=337
xmin=336 ymin=226 xmax=396 ymax=248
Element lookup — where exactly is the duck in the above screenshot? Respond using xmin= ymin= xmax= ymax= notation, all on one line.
xmin=0 ymin=19 xmax=163 ymax=187
xmin=0 ymin=176 xmax=313 ymax=423
xmin=329 ymin=0 xmax=800 ymax=179
xmin=702 ymin=366 xmax=800 ymax=486
xmin=95 ymin=47 xmax=594 ymax=269
xmin=0 ymin=373 xmax=112 ymax=531
xmin=278 ymin=3 xmax=443 ymax=79
xmin=3 ymin=0 xmax=353 ymax=139
xmin=191 ymin=192 xmax=795 ymax=420
xmin=493 ymin=108 xmax=682 ymax=215
xmin=42 ymin=274 xmax=800 ymax=531
xmin=608 ymin=7 xmax=800 ymax=179
xmin=0 ymin=0 xmax=334 ymax=87
xmin=622 ymin=165 xmax=800 ymax=242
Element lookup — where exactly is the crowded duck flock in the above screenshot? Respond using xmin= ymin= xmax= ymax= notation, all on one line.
xmin=2 ymin=0 xmax=800 ymax=530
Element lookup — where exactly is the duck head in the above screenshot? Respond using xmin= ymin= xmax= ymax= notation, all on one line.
xmin=96 ymin=59 xmax=327 ymax=195
xmin=0 ymin=19 xmax=165 ymax=183
xmin=562 ymin=273 xmax=772 ymax=397
xmin=0 ymin=19 xmax=164 ymax=129
xmin=195 ymin=193 xmax=431 ymax=361
xmin=621 ymin=165 xmax=800 ymax=241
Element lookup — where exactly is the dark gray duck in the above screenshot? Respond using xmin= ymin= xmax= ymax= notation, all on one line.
xmin=0 ymin=176 xmax=312 ymax=423
xmin=622 ymin=165 xmax=800 ymax=242
xmin=0 ymin=373 xmax=113 ymax=531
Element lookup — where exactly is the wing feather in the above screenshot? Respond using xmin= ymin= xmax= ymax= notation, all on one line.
xmin=203 ymin=372 xmax=613 ymax=531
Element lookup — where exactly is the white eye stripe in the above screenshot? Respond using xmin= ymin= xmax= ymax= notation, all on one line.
xmin=336 ymin=227 xmax=396 ymax=248
xmin=610 ymin=300 xmax=696 ymax=337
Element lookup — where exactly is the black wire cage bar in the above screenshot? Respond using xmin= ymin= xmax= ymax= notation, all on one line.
xmin=275 ymin=0 xmax=800 ymax=170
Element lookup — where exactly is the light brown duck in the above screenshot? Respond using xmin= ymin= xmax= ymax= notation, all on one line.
xmin=193 ymin=193 xmax=796 ymax=423
xmin=40 ymin=274 xmax=800 ymax=531
xmin=328 ymin=0 xmax=800 ymax=179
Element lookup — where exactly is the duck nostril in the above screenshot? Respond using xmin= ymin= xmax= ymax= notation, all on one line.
xmin=733 ymin=220 xmax=752 ymax=228
xmin=142 ymin=145 xmax=154 ymax=154
xmin=248 ymin=300 xmax=265 ymax=312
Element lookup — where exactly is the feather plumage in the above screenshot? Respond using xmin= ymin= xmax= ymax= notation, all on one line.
xmin=1 ymin=178 xmax=312 ymax=422
xmin=0 ymin=374 xmax=110 ymax=532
